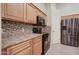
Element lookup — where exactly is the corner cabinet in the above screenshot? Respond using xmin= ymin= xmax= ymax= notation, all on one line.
xmin=1 ymin=3 xmax=25 ymax=22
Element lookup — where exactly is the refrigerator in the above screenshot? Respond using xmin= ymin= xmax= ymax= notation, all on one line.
xmin=61 ymin=18 xmax=79 ymax=47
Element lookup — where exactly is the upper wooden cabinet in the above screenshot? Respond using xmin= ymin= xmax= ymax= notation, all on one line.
xmin=26 ymin=4 xmax=37 ymax=24
xmin=1 ymin=3 xmax=47 ymax=24
xmin=1 ymin=3 xmax=24 ymax=22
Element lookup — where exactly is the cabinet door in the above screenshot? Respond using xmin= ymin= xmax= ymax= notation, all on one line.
xmin=1 ymin=4 xmax=5 ymax=17
xmin=33 ymin=41 xmax=42 ymax=55
xmin=16 ymin=47 xmax=32 ymax=55
xmin=27 ymin=4 xmax=37 ymax=24
xmin=3 ymin=3 xmax=24 ymax=22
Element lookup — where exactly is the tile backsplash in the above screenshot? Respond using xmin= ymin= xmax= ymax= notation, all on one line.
xmin=2 ymin=19 xmax=33 ymax=33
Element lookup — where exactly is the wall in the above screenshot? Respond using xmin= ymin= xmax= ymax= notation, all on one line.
xmin=50 ymin=4 xmax=61 ymax=44
xmin=56 ymin=3 xmax=79 ymax=16
xmin=34 ymin=3 xmax=47 ymax=14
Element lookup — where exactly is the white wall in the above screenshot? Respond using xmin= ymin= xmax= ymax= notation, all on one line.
xmin=57 ymin=3 xmax=79 ymax=16
xmin=34 ymin=3 xmax=47 ymax=13
xmin=50 ymin=4 xmax=61 ymax=44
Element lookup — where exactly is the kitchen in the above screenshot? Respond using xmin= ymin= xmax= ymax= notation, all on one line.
xmin=1 ymin=3 xmax=79 ymax=55
xmin=1 ymin=3 xmax=51 ymax=55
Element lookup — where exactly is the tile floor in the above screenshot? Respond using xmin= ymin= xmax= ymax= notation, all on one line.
xmin=46 ymin=44 xmax=79 ymax=55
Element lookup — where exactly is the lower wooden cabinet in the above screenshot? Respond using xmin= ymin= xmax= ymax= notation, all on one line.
xmin=32 ymin=36 xmax=42 ymax=55
xmin=2 ymin=36 xmax=42 ymax=55
xmin=33 ymin=41 xmax=42 ymax=55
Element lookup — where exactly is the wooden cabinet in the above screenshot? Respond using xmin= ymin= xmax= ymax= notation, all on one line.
xmin=2 ymin=35 xmax=42 ymax=55
xmin=26 ymin=4 xmax=37 ymax=24
xmin=1 ymin=3 xmax=47 ymax=25
xmin=1 ymin=3 xmax=47 ymax=24
xmin=32 ymin=36 xmax=42 ymax=55
xmin=1 ymin=4 xmax=5 ymax=17
xmin=2 ymin=40 xmax=32 ymax=55
xmin=33 ymin=41 xmax=42 ymax=55
xmin=1 ymin=3 xmax=24 ymax=22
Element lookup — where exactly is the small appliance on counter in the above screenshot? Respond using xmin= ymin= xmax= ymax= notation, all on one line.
xmin=32 ymin=27 xmax=42 ymax=34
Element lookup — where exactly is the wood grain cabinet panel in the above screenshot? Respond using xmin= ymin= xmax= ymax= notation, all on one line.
xmin=32 ymin=36 xmax=42 ymax=44
xmin=1 ymin=4 xmax=5 ymax=17
xmin=33 ymin=41 xmax=42 ymax=55
xmin=1 ymin=3 xmax=47 ymax=24
xmin=2 ymin=36 xmax=42 ymax=55
xmin=16 ymin=47 xmax=32 ymax=55
xmin=2 ymin=3 xmax=24 ymax=22
xmin=2 ymin=40 xmax=32 ymax=55
xmin=26 ymin=4 xmax=37 ymax=24
xmin=32 ymin=36 xmax=42 ymax=55
xmin=7 ymin=40 xmax=32 ymax=55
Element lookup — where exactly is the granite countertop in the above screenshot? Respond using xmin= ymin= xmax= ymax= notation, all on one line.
xmin=2 ymin=31 xmax=42 ymax=49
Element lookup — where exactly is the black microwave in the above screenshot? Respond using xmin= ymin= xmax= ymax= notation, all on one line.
xmin=37 ymin=16 xmax=45 ymax=26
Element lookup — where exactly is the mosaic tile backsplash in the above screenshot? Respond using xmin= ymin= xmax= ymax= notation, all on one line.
xmin=2 ymin=19 xmax=33 ymax=33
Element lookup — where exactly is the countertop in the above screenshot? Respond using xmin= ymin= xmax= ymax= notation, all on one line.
xmin=2 ymin=31 xmax=42 ymax=49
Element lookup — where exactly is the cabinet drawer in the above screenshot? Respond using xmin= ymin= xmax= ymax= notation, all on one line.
xmin=32 ymin=36 xmax=42 ymax=44
xmin=7 ymin=40 xmax=32 ymax=55
xmin=16 ymin=47 xmax=32 ymax=55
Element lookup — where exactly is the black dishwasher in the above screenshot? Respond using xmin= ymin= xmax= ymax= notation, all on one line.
xmin=42 ymin=33 xmax=49 ymax=54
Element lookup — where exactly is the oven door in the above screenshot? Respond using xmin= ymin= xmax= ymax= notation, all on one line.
xmin=42 ymin=33 xmax=49 ymax=54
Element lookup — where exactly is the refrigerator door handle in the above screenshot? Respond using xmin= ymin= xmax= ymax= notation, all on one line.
xmin=68 ymin=28 xmax=70 ymax=33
